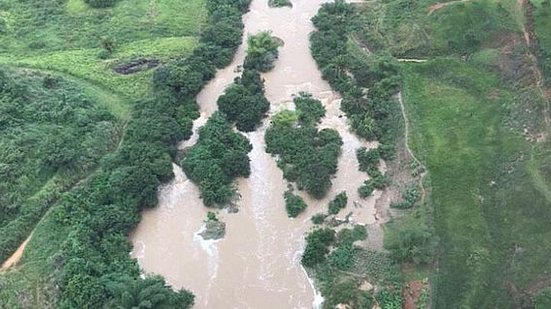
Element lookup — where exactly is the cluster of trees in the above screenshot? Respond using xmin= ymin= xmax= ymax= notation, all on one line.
xmin=311 ymin=1 xmax=401 ymax=167
xmin=301 ymin=225 xmax=367 ymax=269
xmin=29 ymin=0 xmax=252 ymax=307
xmin=217 ymin=70 xmax=270 ymax=131
xmin=181 ymin=112 xmax=252 ymax=206
xmin=218 ymin=31 xmax=281 ymax=131
xmin=0 ymin=69 xmax=119 ymax=264
xmin=301 ymin=225 xmax=371 ymax=308
xmin=301 ymin=228 xmax=335 ymax=267
xmin=265 ymin=93 xmax=342 ymax=198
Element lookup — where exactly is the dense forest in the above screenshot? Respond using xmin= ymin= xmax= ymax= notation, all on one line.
xmin=265 ymin=93 xmax=342 ymax=199
xmin=0 ymin=0 xmax=250 ymax=307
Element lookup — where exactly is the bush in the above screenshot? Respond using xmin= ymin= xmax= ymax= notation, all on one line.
xmin=284 ymin=191 xmax=308 ymax=218
xmin=328 ymin=191 xmax=348 ymax=215
xmin=311 ymin=213 xmax=327 ymax=225
xmin=384 ymin=219 xmax=432 ymax=264
xmin=268 ymin=0 xmax=292 ymax=7
xmin=356 ymin=147 xmax=380 ymax=172
xmin=358 ymin=181 xmax=374 ymax=198
xmin=390 ymin=184 xmax=421 ymax=209
xmin=535 ymin=288 xmax=551 ymax=309
xmin=84 ymin=0 xmax=118 ymax=8
xmin=328 ymin=244 xmax=354 ymax=270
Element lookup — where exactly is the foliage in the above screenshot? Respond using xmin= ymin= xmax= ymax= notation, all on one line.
xmin=207 ymin=211 xmax=218 ymax=221
xmin=311 ymin=213 xmax=327 ymax=225
xmin=403 ymin=58 xmax=551 ymax=307
xmin=217 ymin=70 xmax=270 ymax=131
xmin=328 ymin=191 xmax=348 ymax=215
xmin=301 ymin=228 xmax=336 ymax=267
xmin=535 ymin=288 xmax=551 ymax=309
xmin=358 ymin=180 xmax=374 ymax=198
xmin=284 ymin=191 xmax=308 ymax=217
xmin=356 ymin=147 xmax=380 ymax=172
xmin=244 ymin=31 xmax=282 ymax=72
xmin=294 ymin=91 xmax=326 ymax=125
xmin=265 ymin=94 xmax=342 ymax=198
xmin=84 ymin=0 xmax=119 ymax=8
xmin=533 ymin=0 xmax=551 ymax=84
xmin=104 ymin=275 xmax=194 ymax=308
xmin=182 ymin=112 xmax=252 ymax=206
xmin=376 ymin=288 xmax=403 ymax=309
xmin=311 ymin=1 xmax=401 ymax=162
xmin=384 ymin=218 xmax=432 ymax=264
xmin=0 ymin=68 xmax=119 ymax=263
xmin=390 ymin=184 xmax=421 ymax=209
xmin=268 ymin=0 xmax=292 ymax=8
xmin=217 ymin=31 xmax=280 ymax=131
xmin=0 ymin=0 xmax=250 ymax=307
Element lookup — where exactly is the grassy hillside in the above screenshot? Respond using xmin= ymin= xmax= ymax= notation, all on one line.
xmin=0 ymin=0 xmax=205 ymax=99
xmin=0 ymin=67 xmax=122 ymax=265
xmin=0 ymin=0 xmax=222 ymax=307
xmin=351 ymin=0 xmax=551 ymax=306
xmin=404 ymin=59 xmax=551 ymax=307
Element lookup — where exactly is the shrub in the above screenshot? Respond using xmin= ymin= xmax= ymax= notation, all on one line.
xmin=356 ymin=147 xmax=380 ymax=172
xmin=268 ymin=0 xmax=292 ymax=8
xmin=358 ymin=181 xmax=374 ymax=198
xmin=284 ymin=191 xmax=308 ymax=218
xmin=328 ymin=191 xmax=348 ymax=215
xmin=384 ymin=219 xmax=432 ymax=264
xmin=311 ymin=213 xmax=327 ymax=225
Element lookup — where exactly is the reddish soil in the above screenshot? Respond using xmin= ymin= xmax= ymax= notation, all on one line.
xmin=403 ymin=280 xmax=426 ymax=309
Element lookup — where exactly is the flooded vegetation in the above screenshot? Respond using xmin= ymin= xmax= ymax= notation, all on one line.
xmin=130 ymin=0 xmax=388 ymax=307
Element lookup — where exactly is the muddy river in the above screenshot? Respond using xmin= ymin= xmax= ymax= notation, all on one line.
xmin=130 ymin=0 xmax=385 ymax=307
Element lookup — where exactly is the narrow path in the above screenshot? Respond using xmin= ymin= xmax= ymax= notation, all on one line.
xmin=0 ymin=235 xmax=32 ymax=271
xmin=397 ymin=91 xmax=428 ymax=203
xmin=397 ymin=58 xmax=428 ymax=63
xmin=0 ymin=121 xmax=127 ymax=272
xmin=518 ymin=0 xmax=550 ymax=126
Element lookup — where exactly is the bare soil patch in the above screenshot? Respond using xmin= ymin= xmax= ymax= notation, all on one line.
xmin=113 ymin=58 xmax=160 ymax=75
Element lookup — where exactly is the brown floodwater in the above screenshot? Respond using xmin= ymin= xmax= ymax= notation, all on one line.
xmin=130 ymin=0 xmax=387 ymax=307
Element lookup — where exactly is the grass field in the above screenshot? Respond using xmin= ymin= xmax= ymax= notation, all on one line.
xmin=352 ymin=0 xmax=551 ymax=305
xmin=403 ymin=59 xmax=551 ymax=307
xmin=0 ymin=0 xmax=205 ymax=100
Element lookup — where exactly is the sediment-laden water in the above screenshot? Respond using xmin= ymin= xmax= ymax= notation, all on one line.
xmin=130 ymin=0 xmax=386 ymax=307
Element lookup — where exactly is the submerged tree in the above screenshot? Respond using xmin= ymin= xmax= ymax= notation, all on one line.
xmin=244 ymin=31 xmax=282 ymax=72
